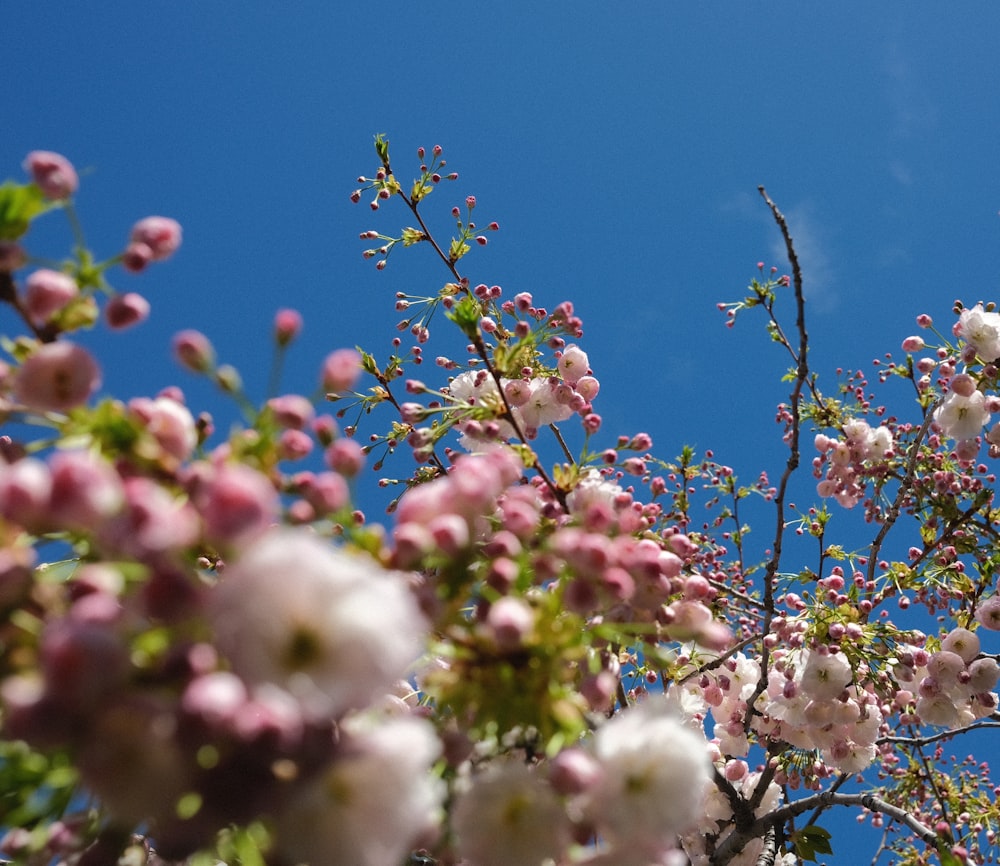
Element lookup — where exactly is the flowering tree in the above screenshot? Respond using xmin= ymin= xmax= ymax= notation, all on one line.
xmin=0 ymin=139 xmax=997 ymax=866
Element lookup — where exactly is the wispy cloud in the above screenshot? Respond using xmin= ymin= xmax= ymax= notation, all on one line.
xmin=768 ymin=203 xmax=838 ymax=315
xmin=882 ymin=41 xmax=938 ymax=190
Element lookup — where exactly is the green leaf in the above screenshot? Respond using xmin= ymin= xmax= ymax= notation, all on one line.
xmin=445 ymin=295 xmax=482 ymax=340
xmin=0 ymin=180 xmax=53 ymax=240
xmin=374 ymin=133 xmax=390 ymax=166
xmin=792 ymin=824 xmax=833 ymax=862
xmin=448 ymin=237 xmax=470 ymax=263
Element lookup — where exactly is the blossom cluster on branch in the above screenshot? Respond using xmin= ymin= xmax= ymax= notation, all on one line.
xmin=0 ymin=139 xmax=996 ymax=866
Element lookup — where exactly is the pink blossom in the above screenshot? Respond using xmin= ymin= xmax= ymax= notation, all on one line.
xmin=173 ymin=329 xmax=215 ymax=372
xmin=23 ymin=151 xmax=78 ymax=199
xmin=557 ymin=344 xmax=590 ymax=385
xmin=940 ymin=627 xmax=980 ymax=664
xmin=975 ymin=595 xmax=1000 ymax=630
xmin=129 ymin=395 xmax=197 ymax=462
xmin=266 ymin=394 xmax=315 ymax=429
xmin=195 ymin=463 xmax=278 ymax=544
xmin=321 ymin=348 xmax=363 ymax=392
xmin=324 ymin=438 xmax=366 ymax=477
xmin=0 ymin=458 xmax=51 ymax=532
xmin=14 ymin=342 xmax=101 ymax=412
xmin=24 ymin=270 xmax=78 ymax=327
xmin=105 ymin=292 xmax=150 ymax=329
xmin=47 ymin=450 xmax=124 ymax=531
xmin=130 ymin=216 xmax=182 ymax=261
xmin=274 ymin=308 xmax=303 ymax=346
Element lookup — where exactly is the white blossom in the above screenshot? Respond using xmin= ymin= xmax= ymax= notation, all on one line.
xmin=209 ymin=528 xmax=426 ymax=719
xmin=275 ymin=714 xmax=442 ymax=866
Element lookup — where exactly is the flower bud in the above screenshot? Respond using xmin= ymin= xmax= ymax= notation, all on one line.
xmin=23 ymin=151 xmax=78 ymax=199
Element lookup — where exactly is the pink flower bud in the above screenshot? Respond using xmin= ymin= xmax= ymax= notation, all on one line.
xmin=121 ymin=242 xmax=153 ymax=273
xmin=901 ymin=335 xmax=925 ymax=352
xmin=274 ymin=308 xmax=303 ymax=346
xmin=266 ymin=394 xmax=315 ymax=429
xmin=195 ymin=463 xmax=279 ymax=544
xmin=324 ymin=438 xmax=365 ymax=477
xmin=321 ymin=348 xmax=362 ymax=392
xmin=23 ymin=151 xmax=78 ymax=199
xmin=24 ymin=269 xmax=78 ymax=327
xmin=105 ymin=292 xmax=150 ymax=329
xmin=950 ymin=373 xmax=977 ymax=398
xmin=173 ymin=329 xmax=215 ymax=372
xmin=14 ymin=342 xmax=101 ymax=412
xmin=278 ymin=429 xmax=313 ymax=461
xmin=130 ymin=216 xmax=182 ymax=261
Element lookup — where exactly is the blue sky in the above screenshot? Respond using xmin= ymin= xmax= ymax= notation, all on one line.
xmin=6 ymin=5 xmax=1000 ymax=862
xmin=6 ymin=4 xmax=999 ymax=480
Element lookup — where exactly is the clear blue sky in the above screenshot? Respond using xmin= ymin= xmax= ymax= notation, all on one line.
xmin=6 ymin=5 xmax=1000 ymax=862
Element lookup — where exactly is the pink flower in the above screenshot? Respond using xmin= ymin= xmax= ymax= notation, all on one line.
xmin=47 ymin=450 xmax=125 ymax=531
xmin=173 ymin=329 xmax=215 ymax=372
xmin=14 ymin=342 xmax=101 ymax=412
xmin=105 ymin=293 xmax=150 ymax=329
xmin=321 ymin=348 xmax=363 ymax=392
xmin=130 ymin=216 xmax=182 ymax=261
xmin=940 ymin=627 xmax=980 ymax=664
xmin=274 ymin=308 xmax=303 ymax=346
xmin=128 ymin=396 xmax=198 ymax=463
xmin=24 ymin=270 xmax=78 ymax=327
xmin=975 ymin=595 xmax=1000 ymax=630
xmin=194 ymin=463 xmax=278 ymax=544
xmin=23 ymin=151 xmax=78 ymax=199
xmin=324 ymin=438 xmax=365 ymax=477
xmin=557 ymin=344 xmax=589 ymax=385
xmin=264 ymin=395 xmax=314 ymax=431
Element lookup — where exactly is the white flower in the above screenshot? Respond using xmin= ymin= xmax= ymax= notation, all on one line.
xmin=452 ymin=761 xmax=570 ymax=866
xmin=799 ymin=650 xmax=852 ymax=701
xmin=585 ymin=697 xmax=711 ymax=856
xmin=934 ymin=390 xmax=990 ymax=441
xmin=958 ymin=303 xmax=1000 ymax=360
xmin=865 ymin=424 xmax=893 ymax=459
xmin=275 ymin=714 xmax=442 ymax=866
xmin=567 ymin=469 xmax=626 ymax=516
xmin=209 ymin=528 xmax=426 ymax=719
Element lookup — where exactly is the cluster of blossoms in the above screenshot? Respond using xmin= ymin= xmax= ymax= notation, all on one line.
xmin=891 ymin=627 xmax=1000 ymax=728
xmin=1 ymin=140 xmax=1000 ymax=866
xmin=813 ymin=419 xmax=895 ymax=508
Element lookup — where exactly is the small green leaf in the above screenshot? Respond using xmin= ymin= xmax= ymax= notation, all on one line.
xmin=446 ymin=296 xmax=481 ymax=340
xmin=374 ymin=133 xmax=390 ymax=165
xmin=0 ymin=181 xmax=53 ymax=240
xmin=792 ymin=824 xmax=833 ymax=862
xmin=448 ymin=237 xmax=470 ymax=263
